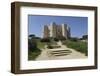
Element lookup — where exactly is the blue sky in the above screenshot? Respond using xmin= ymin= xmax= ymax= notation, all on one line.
xmin=28 ymin=15 xmax=88 ymax=38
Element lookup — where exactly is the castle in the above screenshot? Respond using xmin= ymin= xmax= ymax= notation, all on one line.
xmin=43 ymin=22 xmax=71 ymax=39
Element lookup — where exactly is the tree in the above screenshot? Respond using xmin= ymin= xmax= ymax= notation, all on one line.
xmin=82 ymin=35 xmax=88 ymax=40
xmin=28 ymin=34 xmax=35 ymax=39
xmin=29 ymin=34 xmax=35 ymax=37
xmin=28 ymin=34 xmax=37 ymax=52
xmin=28 ymin=39 xmax=37 ymax=51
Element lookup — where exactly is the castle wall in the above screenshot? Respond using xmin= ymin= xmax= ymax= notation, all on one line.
xmin=43 ymin=22 xmax=70 ymax=39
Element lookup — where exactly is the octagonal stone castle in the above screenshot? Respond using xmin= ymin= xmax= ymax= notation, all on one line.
xmin=43 ymin=22 xmax=71 ymax=39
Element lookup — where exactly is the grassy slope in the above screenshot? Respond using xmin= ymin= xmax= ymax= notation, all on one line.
xmin=28 ymin=39 xmax=44 ymax=60
xmin=62 ymin=40 xmax=88 ymax=56
xmin=28 ymin=39 xmax=57 ymax=60
xmin=28 ymin=38 xmax=88 ymax=60
xmin=28 ymin=48 xmax=41 ymax=60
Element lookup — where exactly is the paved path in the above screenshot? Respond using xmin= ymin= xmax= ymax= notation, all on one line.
xmin=36 ymin=41 xmax=87 ymax=60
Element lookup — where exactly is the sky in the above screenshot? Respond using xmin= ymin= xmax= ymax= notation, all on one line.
xmin=28 ymin=15 xmax=88 ymax=38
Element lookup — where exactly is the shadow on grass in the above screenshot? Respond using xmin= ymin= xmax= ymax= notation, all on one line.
xmin=28 ymin=48 xmax=42 ymax=60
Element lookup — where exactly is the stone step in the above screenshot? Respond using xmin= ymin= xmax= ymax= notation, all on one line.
xmin=51 ymin=50 xmax=71 ymax=53
xmin=50 ymin=51 xmax=71 ymax=54
xmin=54 ymin=53 xmax=69 ymax=56
xmin=48 ymin=50 xmax=72 ymax=56
xmin=50 ymin=50 xmax=70 ymax=52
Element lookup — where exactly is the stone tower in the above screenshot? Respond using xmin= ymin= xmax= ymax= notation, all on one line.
xmin=43 ymin=22 xmax=70 ymax=39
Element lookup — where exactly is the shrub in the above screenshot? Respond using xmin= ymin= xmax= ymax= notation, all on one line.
xmin=28 ymin=48 xmax=41 ymax=60
xmin=82 ymin=35 xmax=88 ymax=40
xmin=28 ymin=38 xmax=42 ymax=60
xmin=47 ymin=45 xmax=53 ymax=49
xmin=59 ymin=37 xmax=66 ymax=40
xmin=69 ymin=37 xmax=78 ymax=42
xmin=40 ymin=38 xmax=50 ymax=42
xmin=28 ymin=39 xmax=37 ymax=52
xmin=54 ymin=38 xmax=59 ymax=41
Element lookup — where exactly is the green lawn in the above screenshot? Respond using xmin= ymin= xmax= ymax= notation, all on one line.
xmin=36 ymin=39 xmax=57 ymax=49
xmin=62 ymin=40 xmax=88 ymax=56
xmin=37 ymin=41 xmax=46 ymax=49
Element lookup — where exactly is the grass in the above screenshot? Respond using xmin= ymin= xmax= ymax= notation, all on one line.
xmin=28 ymin=39 xmax=57 ymax=60
xmin=28 ymin=48 xmax=41 ymax=60
xmin=62 ymin=40 xmax=88 ymax=56
xmin=28 ymin=38 xmax=88 ymax=61
xmin=37 ymin=41 xmax=46 ymax=49
xmin=36 ymin=39 xmax=57 ymax=49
